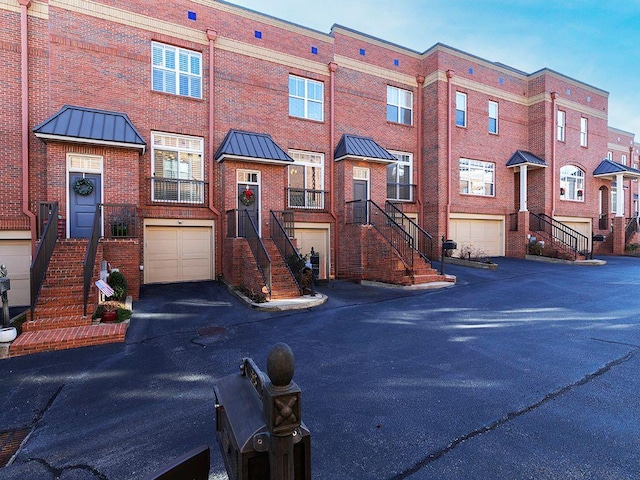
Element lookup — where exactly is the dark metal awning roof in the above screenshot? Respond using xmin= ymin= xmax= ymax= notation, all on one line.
xmin=215 ymin=130 xmax=293 ymax=164
xmin=593 ymin=159 xmax=640 ymax=179
xmin=33 ymin=105 xmax=146 ymax=152
xmin=506 ymin=150 xmax=547 ymax=168
xmin=334 ymin=134 xmax=397 ymax=163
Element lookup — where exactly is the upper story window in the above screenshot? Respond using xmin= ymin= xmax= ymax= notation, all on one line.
xmin=151 ymin=132 xmax=204 ymax=204
xmin=559 ymin=165 xmax=584 ymax=202
xmin=387 ymin=152 xmax=413 ymax=201
xmin=621 ymin=154 xmax=627 ymax=165
xmin=459 ymin=158 xmax=494 ymax=196
xmin=287 ymin=150 xmax=324 ymax=209
xmin=580 ymin=117 xmax=588 ymax=147
xmin=386 ymin=86 xmax=413 ymax=125
xmin=456 ymin=92 xmax=467 ymax=127
xmin=289 ymin=75 xmax=323 ymax=121
xmin=152 ymin=42 xmax=202 ymax=99
xmin=488 ymin=101 xmax=498 ymax=134
xmin=607 ymin=151 xmax=613 ymax=160
xmin=557 ymin=110 xmax=566 ymax=141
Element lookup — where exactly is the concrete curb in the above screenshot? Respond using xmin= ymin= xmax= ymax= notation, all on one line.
xmin=525 ymin=254 xmax=607 ymax=266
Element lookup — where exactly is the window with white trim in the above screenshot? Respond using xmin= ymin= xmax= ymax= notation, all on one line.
xmin=488 ymin=101 xmax=498 ymax=134
xmin=387 ymin=152 xmax=413 ymax=201
xmin=607 ymin=151 xmax=612 ymax=160
xmin=287 ymin=150 xmax=325 ymax=209
xmin=557 ymin=110 xmax=566 ymax=141
xmin=152 ymin=42 xmax=202 ymax=99
xmin=456 ymin=92 xmax=467 ymax=127
xmin=621 ymin=154 xmax=627 ymax=165
xmin=386 ymin=86 xmax=413 ymax=125
xmin=289 ymin=75 xmax=323 ymax=121
xmin=611 ymin=189 xmax=618 ymax=213
xmin=580 ymin=117 xmax=588 ymax=147
xmin=559 ymin=165 xmax=584 ymax=202
xmin=151 ymin=132 xmax=204 ymax=203
xmin=459 ymin=158 xmax=494 ymax=196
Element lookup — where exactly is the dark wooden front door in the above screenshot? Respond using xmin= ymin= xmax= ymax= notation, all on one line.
xmin=237 ymin=184 xmax=260 ymax=237
xmin=353 ymin=179 xmax=368 ymax=224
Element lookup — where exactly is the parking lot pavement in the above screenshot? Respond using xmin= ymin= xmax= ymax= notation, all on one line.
xmin=0 ymin=256 xmax=639 ymax=479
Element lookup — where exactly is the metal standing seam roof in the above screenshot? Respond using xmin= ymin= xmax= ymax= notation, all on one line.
xmin=593 ymin=159 xmax=640 ymax=177
xmin=32 ymin=105 xmax=146 ymax=152
xmin=506 ymin=150 xmax=548 ymax=168
xmin=334 ymin=134 xmax=397 ymax=162
xmin=215 ymin=130 xmax=293 ymax=164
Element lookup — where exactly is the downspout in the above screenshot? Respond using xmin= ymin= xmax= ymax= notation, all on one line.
xmin=629 ymin=146 xmax=634 ymax=216
xmin=416 ymin=75 xmax=425 ymax=223
xmin=20 ymin=0 xmax=36 ymax=256
xmin=207 ymin=29 xmax=222 ymax=276
xmin=329 ymin=62 xmax=338 ymax=277
xmin=446 ymin=70 xmax=454 ymax=239
xmin=551 ymin=92 xmax=558 ymax=218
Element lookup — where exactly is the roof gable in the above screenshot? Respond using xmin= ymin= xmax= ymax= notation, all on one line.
xmin=506 ymin=150 xmax=547 ymax=168
xmin=334 ymin=134 xmax=396 ymax=163
xmin=215 ymin=130 xmax=293 ymax=164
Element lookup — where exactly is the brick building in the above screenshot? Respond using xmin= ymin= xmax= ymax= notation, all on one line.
xmin=2 ymin=0 xmax=639 ymax=321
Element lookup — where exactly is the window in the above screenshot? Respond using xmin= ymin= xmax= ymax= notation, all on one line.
xmin=580 ymin=117 xmax=588 ymax=147
xmin=559 ymin=165 xmax=585 ymax=202
xmin=488 ymin=101 xmax=498 ymax=134
xmin=289 ymin=75 xmax=323 ymax=121
xmin=288 ymin=150 xmax=324 ymax=209
xmin=386 ymin=86 xmax=413 ymax=125
xmin=151 ymin=132 xmax=204 ymax=203
xmin=459 ymin=158 xmax=494 ymax=196
xmin=456 ymin=92 xmax=467 ymax=127
xmin=607 ymin=151 xmax=613 ymax=160
xmin=152 ymin=42 xmax=202 ymax=99
xmin=387 ymin=152 xmax=413 ymax=201
xmin=611 ymin=189 xmax=617 ymax=213
xmin=557 ymin=110 xmax=566 ymax=141
xmin=621 ymin=154 xmax=627 ymax=165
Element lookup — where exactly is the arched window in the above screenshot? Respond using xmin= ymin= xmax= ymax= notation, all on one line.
xmin=560 ymin=165 xmax=585 ymax=201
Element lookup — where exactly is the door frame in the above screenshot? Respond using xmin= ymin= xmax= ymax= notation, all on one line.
xmin=352 ymin=166 xmax=370 ymax=224
xmin=66 ymin=154 xmax=104 ymax=238
xmin=237 ymin=169 xmax=261 ymax=237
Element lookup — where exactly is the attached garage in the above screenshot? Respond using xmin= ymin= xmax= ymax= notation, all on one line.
xmin=144 ymin=220 xmax=214 ymax=284
xmin=0 ymin=237 xmax=31 ymax=307
xmin=449 ymin=214 xmax=505 ymax=257
xmin=294 ymin=223 xmax=330 ymax=280
xmin=555 ymin=216 xmax=592 ymax=252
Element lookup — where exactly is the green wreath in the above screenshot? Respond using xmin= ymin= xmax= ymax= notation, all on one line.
xmin=73 ymin=178 xmax=94 ymax=196
xmin=239 ymin=189 xmax=255 ymax=206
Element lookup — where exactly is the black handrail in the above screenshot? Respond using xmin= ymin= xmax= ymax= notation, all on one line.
xmin=240 ymin=209 xmax=271 ymax=298
xmin=625 ymin=215 xmax=639 ymax=243
xmin=270 ymin=211 xmax=303 ymax=294
xmin=537 ymin=213 xmax=590 ymax=258
xmin=83 ymin=204 xmax=102 ymax=316
xmin=37 ymin=202 xmax=57 ymax=239
xmin=530 ymin=213 xmax=591 ymax=259
xmin=368 ymin=200 xmax=415 ymax=270
xmin=385 ymin=201 xmax=434 ymax=262
xmin=30 ymin=202 xmax=59 ymax=319
xmin=286 ymin=188 xmax=328 ymax=210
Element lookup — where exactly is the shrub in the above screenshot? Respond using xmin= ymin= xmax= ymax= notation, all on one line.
xmin=107 ymin=271 xmax=128 ymax=301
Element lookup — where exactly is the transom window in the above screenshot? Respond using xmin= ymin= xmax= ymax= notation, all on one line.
xmin=289 ymin=75 xmax=323 ymax=121
xmin=560 ymin=165 xmax=585 ymax=202
xmin=151 ymin=132 xmax=204 ymax=203
xmin=488 ymin=101 xmax=498 ymax=134
xmin=387 ymin=152 xmax=413 ymax=201
xmin=580 ymin=117 xmax=588 ymax=147
xmin=557 ymin=110 xmax=566 ymax=141
xmin=152 ymin=42 xmax=202 ymax=99
xmin=386 ymin=86 xmax=413 ymax=125
xmin=459 ymin=158 xmax=494 ymax=196
xmin=456 ymin=92 xmax=467 ymax=127
xmin=287 ymin=150 xmax=325 ymax=209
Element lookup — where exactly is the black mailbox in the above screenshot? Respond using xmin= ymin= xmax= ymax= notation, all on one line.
xmin=0 ymin=278 xmax=9 ymax=295
xmin=442 ymin=240 xmax=457 ymax=250
xmin=214 ymin=344 xmax=311 ymax=480
xmin=592 ymin=234 xmax=606 ymax=242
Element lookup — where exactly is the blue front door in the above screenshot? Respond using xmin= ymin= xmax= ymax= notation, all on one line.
xmin=69 ymin=173 xmax=101 ymax=238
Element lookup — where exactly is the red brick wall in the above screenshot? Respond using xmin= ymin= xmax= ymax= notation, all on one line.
xmin=101 ymin=239 xmax=140 ymax=300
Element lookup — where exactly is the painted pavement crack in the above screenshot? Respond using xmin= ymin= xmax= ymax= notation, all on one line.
xmin=388 ymin=347 xmax=639 ymax=480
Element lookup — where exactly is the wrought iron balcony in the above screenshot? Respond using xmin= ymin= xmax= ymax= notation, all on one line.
xmin=151 ymin=177 xmax=205 ymax=204
xmin=286 ymin=188 xmax=328 ymax=210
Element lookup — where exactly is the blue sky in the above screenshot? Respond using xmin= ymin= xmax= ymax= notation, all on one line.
xmin=229 ymin=0 xmax=640 ymax=138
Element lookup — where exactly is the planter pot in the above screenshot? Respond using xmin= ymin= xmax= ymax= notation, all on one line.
xmin=0 ymin=327 xmax=17 ymax=343
xmin=101 ymin=310 xmax=118 ymax=323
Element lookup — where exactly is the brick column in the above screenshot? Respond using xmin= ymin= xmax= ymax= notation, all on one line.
xmin=612 ymin=216 xmax=626 ymax=255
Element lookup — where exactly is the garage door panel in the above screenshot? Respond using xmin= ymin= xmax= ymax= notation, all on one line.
xmin=0 ymin=240 xmax=31 ymax=307
xmin=450 ymin=218 xmax=504 ymax=257
xmin=295 ymin=229 xmax=328 ymax=279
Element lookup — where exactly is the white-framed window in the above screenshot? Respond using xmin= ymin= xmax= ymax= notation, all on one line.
xmin=287 ymin=150 xmax=325 ymax=209
xmin=151 ymin=132 xmax=204 ymax=203
xmin=488 ymin=101 xmax=498 ymax=134
xmin=152 ymin=42 xmax=202 ymax=99
xmin=557 ymin=110 xmax=566 ymax=141
xmin=456 ymin=92 xmax=467 ymax=127
xmin=459 ymin=158 xmax=494 ymax=196
xmin=607 ymin=151 xmax=613 ymax=160
xmin=289 ymin=75 xmax=323 ymax=121
xmin=386 ymin=86 xmax=413 ymax=125
xmin=611 ymin=189 xmax=618 ymax=214
xmin=559 ymin=165 xmax=585 ymax=202
xmin=621 ymin=154 xmax=627 ymax=165
xmin=387 ymin=152 xmax=413 ymax=201
xmin=580 ymin=117 xmax=588 ymax=147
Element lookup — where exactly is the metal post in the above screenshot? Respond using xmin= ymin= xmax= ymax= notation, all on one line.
xmin=0 ymin=265 xmax=9 ymax=328
xmin=440 ymin=236 xmax=446 ymax=276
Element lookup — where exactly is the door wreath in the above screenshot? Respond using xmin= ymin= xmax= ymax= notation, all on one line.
xmin=239 ymin=189 xmax=255 ymax=206
xmin=73 ymin=178 xmax=94 ymax=196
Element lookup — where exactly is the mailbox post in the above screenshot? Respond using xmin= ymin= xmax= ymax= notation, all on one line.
xmin=440 ymin=237 xmax=457 ymax=276
xmin=0 ymin=265 xmax=10 ymax=329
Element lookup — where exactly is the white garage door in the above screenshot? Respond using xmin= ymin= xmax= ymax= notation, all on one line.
xmin=294 ymin=228 xmax=329 ymax=280
xmin=0 ymin=240 xmax=31 ymax=307
xmin=450 ymin=218 xmax=504 ymax=257
xmin=145 ymin=226 xmax=213 ymax=283
xmin=559 ymin=219 xmax=592 ymax=251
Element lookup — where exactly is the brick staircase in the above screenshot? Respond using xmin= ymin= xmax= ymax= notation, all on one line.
xmin=529 ymin=230 xmax=588 ymax=260
xmin=263 ymin=239 xmax=303 ymax=300
xmin=10 ymin=239 xmax=127 ymax=357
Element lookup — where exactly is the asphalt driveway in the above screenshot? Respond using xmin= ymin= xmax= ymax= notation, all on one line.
xmin=1 ymin=257 xmax=639 ymax=479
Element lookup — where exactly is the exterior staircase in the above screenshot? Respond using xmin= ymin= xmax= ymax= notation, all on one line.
xmin=10 ymin=239 xmax=127 ymax=357
xmin=263 ymin=239 xmax=303 ymax=300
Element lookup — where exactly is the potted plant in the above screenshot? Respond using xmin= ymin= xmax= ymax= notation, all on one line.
xmin=577 ymin=189 xmax=583 ymax=197
xmin=560 ymin=187 xmax=565 ymax=196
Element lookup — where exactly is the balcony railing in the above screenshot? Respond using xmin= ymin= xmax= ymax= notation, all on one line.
xmin=386 ymin=183 xmax=416 ymax=202
xmin=102 ymin=204 xmax=138 ymax=239
xmin=286 ymin=188 xmax=328 ymax=210
xmin=151 ymin=177 xmax=205 ymax=204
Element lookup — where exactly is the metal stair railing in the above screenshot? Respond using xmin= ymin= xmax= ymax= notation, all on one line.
xmin=530 ymin=212 xmax=591 ymax=259
xmin=270 ymin=211 xmax=303 ymax=294
xmin=30 ymin=202 xmax=59 ymax=319
xmin=240 ymin=209 xmax=272 ymax=298
xmin=368 ymin=200 xmax=415 ymax=270
xmin=83 ymin=204 xmax=102 ymax=316
xmin=385 ymin=201 xmax=434 ymax=263
xmin=625 ymin=215 xmax=639 ymax=243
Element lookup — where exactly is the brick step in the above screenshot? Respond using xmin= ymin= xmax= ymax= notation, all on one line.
xmin=36 ymin=294 xmax=95 ymax=308
xmin=10 ymin=323 xmax=127 ymax=357
xmin=38 ymin=285 xmax=85 ymax=297
xmin=29 ymin=303 xmax=90 ymax=321
xmin=23 ymin=314 xmax=93 ymax=332
xmin=271 ymin=290 xmax=302 ymax=300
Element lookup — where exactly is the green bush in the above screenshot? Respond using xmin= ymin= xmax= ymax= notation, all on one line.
xmin=107 ymin=271 xmax=128 ymax=301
